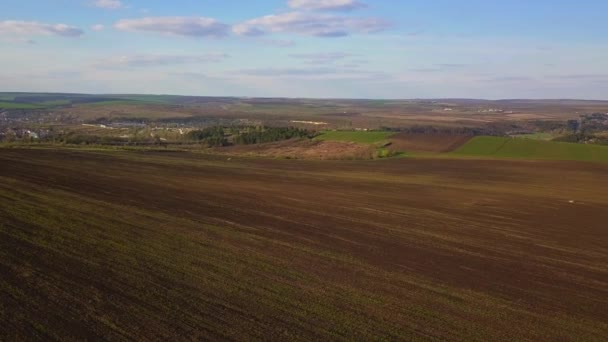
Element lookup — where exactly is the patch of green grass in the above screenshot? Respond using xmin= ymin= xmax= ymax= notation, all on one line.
xmin=317 ymin=131 xmax=394 ymax=144
xmin=0 ymin=99 xmax=71 ymax=109
xmin=115 ymin=95 xmax=179 ymax=104
xmin=453 ymin=136 xmax=608 ymax=163
xmin=82 ymin=98 xmax=177 ymax=106
xmin=80 ymin=100 xmax=140 ymax=106
xmin=0 ymin=101 xmax=44 ymax=109
xmin=373 ymin=148 xmax=407 ymax=159
xmin=38 ymin=100 xmax=72 ymax=106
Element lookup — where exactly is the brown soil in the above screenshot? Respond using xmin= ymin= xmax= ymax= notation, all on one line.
xmin=389 ymin=133 xmax=472 ymax=152
xmin=0 ymin=148 xmax=607 ymax=340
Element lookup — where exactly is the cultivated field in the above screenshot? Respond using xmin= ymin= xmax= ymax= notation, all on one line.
xmin=1 ymin=148 xmax=607 ymax=340
xmin=454 ymin=136 xmax=608 ymax=163
xmin=316 ymin=131 xmax=395 ymax=144
xmin=388 ymin=133 xmax=472 ymax=153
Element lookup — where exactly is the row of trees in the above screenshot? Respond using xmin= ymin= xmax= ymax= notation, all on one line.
xmin=554 ymin=133 xmax=608 ymax=145
xmin=187 ymin=127 xmax=228 ymax=147
xmin=556 ymin=113 xmax=608 ymax=144
xmin=1 ymin=125 xmax=316 ymax=147
xmin=380 ymin=125 xmax=504 ymax=136
xmin=381 ymin=116 xmax=607 ymax=139
xmin=187 ymin=126 xmax=315 ymax=147
xmin=232 ymin=127 xmax=314 ymax=145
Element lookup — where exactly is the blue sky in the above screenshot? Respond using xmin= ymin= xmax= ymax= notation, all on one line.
xmin=1 ymin=0 xmax=607 ymax=99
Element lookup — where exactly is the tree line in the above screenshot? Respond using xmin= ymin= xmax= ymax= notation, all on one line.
xmin=232 ymin=127 xmax=314 ymax=145
xmin=187 ymin=126 xmax=316 ymax=147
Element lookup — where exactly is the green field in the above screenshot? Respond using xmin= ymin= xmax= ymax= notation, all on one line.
xmin=82 ymin=100 xmax=141 ymax=106
xmin=454 ymin=136 xmax=608 ymax=163
xmin=0 ymin=102 xmax=45 ymax=109
xmin=0 ymin=93 xmax=177 ymax=110
xmin=317 ymin=131 xmax=394 ymax=144
xmin=38 ymin=100 xmax=72 ymax=106
xmin=114 ymin=95 xmax=180 ymax=104
xmin=0 ymin=99 xmax=71 ymax=109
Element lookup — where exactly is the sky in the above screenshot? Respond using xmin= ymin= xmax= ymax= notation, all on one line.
xmin=1 ymin=0 xmax=607 ymax=99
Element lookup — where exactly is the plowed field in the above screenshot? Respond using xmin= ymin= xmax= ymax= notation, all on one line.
xmin=1 ymin=148 xmax=606 ymax=340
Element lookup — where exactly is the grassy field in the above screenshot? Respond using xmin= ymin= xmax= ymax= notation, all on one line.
xmin=38 ymin=100 xmax=72 ymax=106
xmin=82 ymin=100 xmax=141 ymax=106
xmin=316 ymin=131 xmax=395 ymax=144
xmin=0 ymin=102 xmax=45 ymax=109
xmin=454 ymin=136 xmax=608 ymax=163
xmin=0 ymin=148 xmax=607 ymax=340
xmin=114 ymin=95 xmax=176 ymax=104
xmin=0 ymin=99 xmax=72 ymax=109
xmin=0 ymin=94 xmax=175 ymax=111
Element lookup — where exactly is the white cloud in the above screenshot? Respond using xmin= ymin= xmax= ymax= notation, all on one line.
xmin=114 ymin=17 xmax=229 ymax=38
xmin=93 ymin=53 xmax=230 ymax=68
xmin=234 ymin=12 xmax=389 ymax=37
xmin=0 ymin=21 xmax=83 ymax=37
xmin=288 ymin=0 xmax=367 ymax=11
xmin=94 ymin=0 xmax=124 ymax=9
xmin=91 ymin=24 xmax=105 ymax=32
